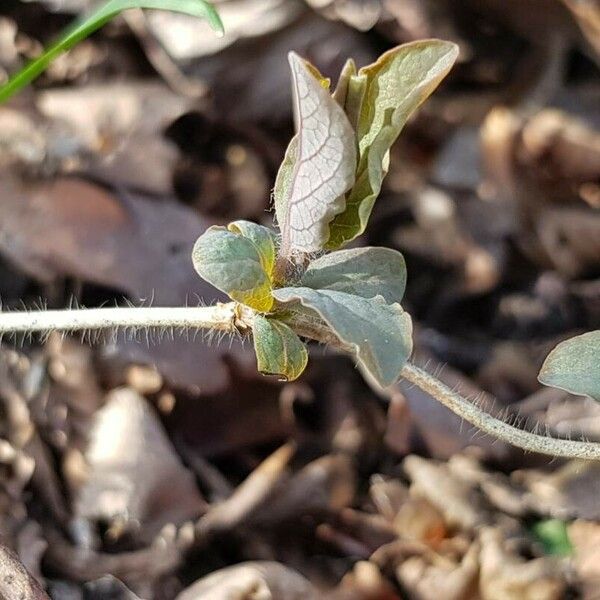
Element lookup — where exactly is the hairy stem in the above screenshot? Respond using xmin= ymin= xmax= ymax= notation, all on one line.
xmin=400 ymin=363 xmax=600 ymax=460
xmin=0 ymin=304 xmax=250 ymax=336
xmin=0 ymin=303 xmax=598 ymax=460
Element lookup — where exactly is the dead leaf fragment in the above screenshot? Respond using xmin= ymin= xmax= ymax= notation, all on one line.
xmin=395 ymin=541 xmax=479 ymax=600
xmin=175 ymin=561 xmax=318 ymax=600
xmin=403 ymin=455 xmax=491 ymax=530
xmin=76 ymin=388 xmax=205 ymax=539
xmin=568 ymin=520 xmax=600 ymax=599
xmin=517 ymin=460 xmax=600 ymax=521
xmin=479 ymin=527 xmax=565 ymax=600
xmin=0 ymin=545 xmax=49 ymax=600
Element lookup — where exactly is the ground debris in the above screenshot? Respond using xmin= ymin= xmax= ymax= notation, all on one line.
xmin=0 ymin=0 xmax=598 ymax=597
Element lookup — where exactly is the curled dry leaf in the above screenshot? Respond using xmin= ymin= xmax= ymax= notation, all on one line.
xmin=196 ymin=443 xmax=295 ymax=536
xmin=76 ymin=388 xmax=205 ymax=539
xmin=175 ymin=561 xmax=318 ymax=600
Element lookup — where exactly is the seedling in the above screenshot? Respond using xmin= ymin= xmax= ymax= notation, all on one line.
xmin=1 ymin=10 xmax=599 ymax=460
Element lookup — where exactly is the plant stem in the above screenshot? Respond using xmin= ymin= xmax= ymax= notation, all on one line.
xmin=0 ymin=303 xmax=599 ymax=460
xmin=400 ymin=363 xmax=600 ymax=461
xmin=0 ymin=304 xmax=248 ymax=336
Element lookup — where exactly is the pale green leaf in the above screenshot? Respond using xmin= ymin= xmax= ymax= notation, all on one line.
xmin=227 ymin=220 xmax=278 ymax=277
xmin=276 ymin=52 xmax=357 ymax=255
xmin=273 ymin=287 xmax=412 ymax=387
xmin=538 ymin=331 xmax=600 ymax=401
xmin=253 ymin=315 xmax=308 ymax=381
xmin=531 ymin=519 xmax=573 ymax=557
xmin=0 ymin=0 xmax=223 ymax=103
xmin=327 ymin=40 xmax=459 ymax=249
xmin=192 ymin=226 xmax=273 ymax=312
xmin=332 ymin=59 xmax=366 ymax=131
xmin=332 ymin=58 xmax=356 ymax=106
xmin=273 ymin=135 xmax=298 ymax=228
xmin=300 ymin=247 xmax=406 ymax=302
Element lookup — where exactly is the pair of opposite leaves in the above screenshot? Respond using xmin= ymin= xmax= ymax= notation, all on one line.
xmin=194 ymin=40 xmax=459 ymax=387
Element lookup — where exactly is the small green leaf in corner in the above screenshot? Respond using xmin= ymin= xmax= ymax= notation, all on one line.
xmin=253 ymin=315 xmax=308 ymax=381
xmin=538 ymin=330 xmax=600 ymax=401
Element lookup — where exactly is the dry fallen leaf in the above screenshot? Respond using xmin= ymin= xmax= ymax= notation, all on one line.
xmin=0 ymin=174 xmax=248 ymax=393
xmin=175 ymin=561 xmax=318 ymax=600
xmin=403 ymin=455 xmax=492 ymax=530
xmin=76 ymin=388 xmax=205 ymax=540
xmin=394 ymin=541 xmax=479 ymax=600
xmin=568 ymin=520 xmax=600 ymax=599
xmin=37 ymin=83 xmax=191 ymax=195
xmin=478 ymin=527 xmax=565 ymax=600
xmin=516 ymin=460 xmax=600 ymax=521
xmin=0 ymin=545 xmax=49 ymax=600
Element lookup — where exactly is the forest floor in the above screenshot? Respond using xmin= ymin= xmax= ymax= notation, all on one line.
xmin=0 ymin=1 xmax=599 ymax=598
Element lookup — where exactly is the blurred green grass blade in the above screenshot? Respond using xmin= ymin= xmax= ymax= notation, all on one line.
xmin=0 ymin=0 xmax=223 ymax=103
xmin=531 ymin=519 xmax=573 ymax=557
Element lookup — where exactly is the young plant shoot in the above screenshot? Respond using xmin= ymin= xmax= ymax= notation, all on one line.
xmin=2 ymin=36 xmax=600 ymax=461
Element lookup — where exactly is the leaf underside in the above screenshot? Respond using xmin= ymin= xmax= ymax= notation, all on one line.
xmin=538 ymin=330 xmax=600 ymax=401
xmin=275 ymin=52 xmax=357 ymax=255
xmin=300 ymin=247 xmax=407 ymax=303
xmin=273 ymin=287 xmax=412 ymax=387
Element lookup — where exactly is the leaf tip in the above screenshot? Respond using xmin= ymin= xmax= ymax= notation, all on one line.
xmin=206 ymin=2 xmax=225 ymax=35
